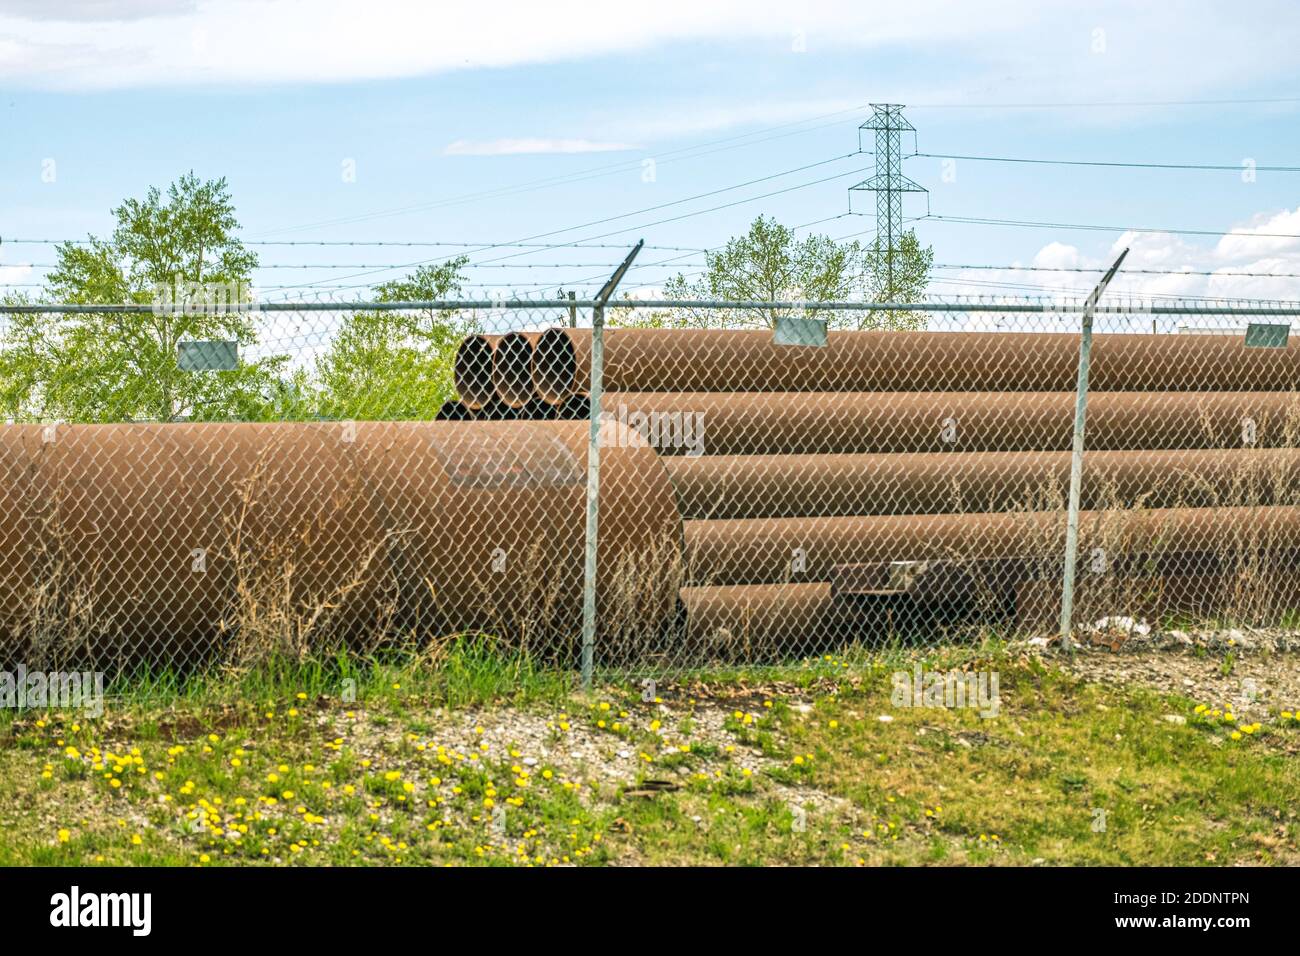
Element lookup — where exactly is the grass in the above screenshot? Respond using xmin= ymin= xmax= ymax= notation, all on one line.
xmin=1 ymin=640 xmax=1298 ymax=866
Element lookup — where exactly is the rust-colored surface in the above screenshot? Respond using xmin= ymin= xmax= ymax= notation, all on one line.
xmin=452 ymin=334 xmax=502 ymax=410
xmin=684 ymin=505 xmax=1300 ymax=586
xmin=0 ymin=425 xmax=51 ymax=652
xmin=534 ymin=327 xmax=590 ymax=404
xmin=534 ymin=327 xmax=1300 ymax=395
xmin=679 ymin=583 xmax=851 ymax=658
xmin=663 ymin=448 xmax=1300 ymax=519
xmin=598 ymin=390 xmax=1300 ymax=456
xmin=0 ymin=420 xmax=681 ymax=665
xmin=492 ymin=331 xmax=544 ymax=408
xmin=351 ymin=419 xmax=681 ymax=641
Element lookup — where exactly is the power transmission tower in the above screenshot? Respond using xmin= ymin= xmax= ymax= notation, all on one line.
xmin=850 ymin=104 xmax=928 ymax=298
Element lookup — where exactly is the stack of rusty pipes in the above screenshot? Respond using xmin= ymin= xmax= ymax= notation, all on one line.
xmin=451 ymin=325 xmax=1300 ymax=652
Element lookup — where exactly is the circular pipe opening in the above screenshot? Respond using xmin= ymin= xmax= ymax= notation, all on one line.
xmin=453 ymin=335 xmax=497 ymax=409
xmin=556 ymin=392 xmax=590 ymax=420
xmin=534 ymin=328 xmax=579 ymax=405
xmin=492 ymin=332 xmax=538 ymax=408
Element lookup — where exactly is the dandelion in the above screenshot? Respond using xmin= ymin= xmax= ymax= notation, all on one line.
xmin=57 ymin=828 xmax=70 ymax=843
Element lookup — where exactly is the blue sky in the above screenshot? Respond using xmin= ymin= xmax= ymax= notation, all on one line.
xmin=2 ymin=0 xmax=1300 ymax=304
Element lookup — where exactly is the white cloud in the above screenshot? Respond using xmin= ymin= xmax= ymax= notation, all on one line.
xmin=443 ymin=138 xmax=637 ymax=156
xmin=1 ymin=0 xmax=196 ymax=21
xmin=1032 ymin=242 xmax=1081 ymax=270
xmin=0 ymin=0 xmax=1296 ymax=102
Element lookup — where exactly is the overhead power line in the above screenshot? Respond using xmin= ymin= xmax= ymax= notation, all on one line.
xmin=251 ymin=103 xmax=877 ymax=237
xmin=914 ymin=152 xmax=1300 ymax=172
xmin=928 ymin=276 xmax=1300 ymax=304
xmin=923 ymin=214 xmax=1300 ymax=240
xmin=262 ymin=159 xmax=870 ymax=298
xmin=908 ymin=96 xmax=1300 ymax=109
xmin=0 ymin=237 xmax=707 ymax=252
xmin=934 ymin=263 xmax=1300 ymax=279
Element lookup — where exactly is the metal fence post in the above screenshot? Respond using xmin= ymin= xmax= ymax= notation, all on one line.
xmin=580 ymin=300 xmax=604 ymax=689
xmin=581 ymin=241 xmax=643 ymax=689
xmin=1059 ymin=248 xmax=1129 ymax=650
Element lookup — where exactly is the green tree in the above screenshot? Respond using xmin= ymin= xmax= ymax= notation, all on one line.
xmin=312 ymin=258 xmax=474 ymax=420
xmin=0 ymin=172 xmax=289 ymax=422
xmin=619 ymin=214 xmax=932 ymax=330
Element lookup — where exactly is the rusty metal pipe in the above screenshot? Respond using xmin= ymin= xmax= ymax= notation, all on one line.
xmin=664 ymin=448 xmax=1300 ymax=520
xmin=452 ymin=334 xmax=502 ymax=410
xmin=599 ymin=391 xmax=1300 ymax=456
xmin=679 ymin=583 xmax=850 ymax=659
xmin=685 ymin=505 xmax=1300 ymax=586
xmin=492 ymin=330 xmax=543 ymax=408
xmin=534 ymin=327 xmax=1300 ymax=397
xmin=0 ymin=420 xmax=681 ymax=666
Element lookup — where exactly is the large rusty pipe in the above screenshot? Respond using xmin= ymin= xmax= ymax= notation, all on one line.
xmin=0 ymin=420 xmax=681 ymax=666
xmin=679 ymin=583 xmax=850 ymax=659
xmin=452 ymin=334 xmax=502 ymax=410
xmin=599 ymin=391 xmax=1300 ymax=456
xmin=492 ymin=331 xmax=543 ymax=408
xmin=534 ymin=327 xmax=1300 ymax=398
xmin=350 ymin=419 xmax=681 ymax=641
xmin=664 ymin=448 xmax=1300 ymax=520
xmin=685 ymin=505 xmax=1300 ymax=586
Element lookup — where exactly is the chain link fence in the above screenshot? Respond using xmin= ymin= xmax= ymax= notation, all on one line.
xmin=1 ymin=292 xmax=1298 ymax=686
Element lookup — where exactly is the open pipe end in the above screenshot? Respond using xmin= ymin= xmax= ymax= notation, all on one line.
xmin=534 ymin=327 xmax=579 ymax=405
xmin=555 ymin=392 xmax=590 ymax=420
xmin=492 ymin=332 xmax=539 ymax=408
xmin=453 ymin=335 xmax=497 ymax=410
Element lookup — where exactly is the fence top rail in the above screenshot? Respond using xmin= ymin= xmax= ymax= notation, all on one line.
xmin=0 ymin=299 xmax=1298 ymax=316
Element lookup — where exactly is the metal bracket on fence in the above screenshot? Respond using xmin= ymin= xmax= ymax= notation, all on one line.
xmin=1059 ymin=247 xmax=1129 ymax=652
xmin=581 ymin=239 xmax=643 ymax=689
xmin=1244 ymin=322 xmax=1290 ymax=348
xmin=773 ymin=313 xmax=828 ymax=347
xmin=177 ymin=340 xmax=238 ymax=371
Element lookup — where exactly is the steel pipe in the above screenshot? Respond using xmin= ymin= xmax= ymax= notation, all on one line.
xmin=452 ymin=333 xmax=502 ymax=410
xmin=679 ymin=583 xmax=851 ymax=658
xmin=684 ymin=505 xmax=1300 ymax=586
xmin=492 ymin=330 xmax=543 ymax=408
xmin=663 ymin=448 xmax=1300 ymax=519
xmin=597 ymin=390 xmax=1300 ymax=456
xmin=533 ymin=327 xmax=1300 ymax=398
xmin=0 ymin=420 xmax=682 ymax=666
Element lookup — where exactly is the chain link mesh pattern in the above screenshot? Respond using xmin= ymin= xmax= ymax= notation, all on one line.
xmin=1 ymin=295 xmax=1297 ymax=683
